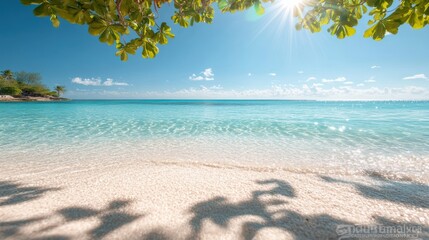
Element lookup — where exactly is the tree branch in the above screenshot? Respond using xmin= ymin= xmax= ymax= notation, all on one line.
xmin=116 ymin=0 xmax=125 ymax=25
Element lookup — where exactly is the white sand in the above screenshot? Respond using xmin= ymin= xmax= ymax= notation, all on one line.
xmin=0 ymin=159 xmax=428 ymax=240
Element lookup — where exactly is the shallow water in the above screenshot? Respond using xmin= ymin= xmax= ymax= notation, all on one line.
xmin=1 ymin=100 xmax=428 ymax=181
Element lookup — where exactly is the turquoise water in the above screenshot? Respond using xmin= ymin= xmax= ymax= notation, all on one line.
xmin=1 ymin=100 xmax=428 ymax=180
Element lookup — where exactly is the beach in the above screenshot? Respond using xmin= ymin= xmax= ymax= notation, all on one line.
xmin=0 ymin=95 xmax=68 ymax=102
xmin=1 ymin=100 xmax=428 ymax=239
xmin=1 ymin=158 xmax=428 ymax=240
xmin=3 ymin=0 xmax=429 ymax=237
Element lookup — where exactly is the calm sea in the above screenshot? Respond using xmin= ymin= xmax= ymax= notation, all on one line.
xmin=1 ymin=100 xmax=428 ymax=181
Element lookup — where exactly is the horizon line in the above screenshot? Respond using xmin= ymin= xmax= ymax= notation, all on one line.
xmin=65 ymin=98 xmax=429 ymax=102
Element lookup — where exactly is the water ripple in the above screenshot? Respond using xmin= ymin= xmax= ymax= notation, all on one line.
xmin=1 ymin=100 xmax=428 ymax=180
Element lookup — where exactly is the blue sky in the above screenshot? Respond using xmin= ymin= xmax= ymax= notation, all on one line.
xmin=1 ymin=1 xmax=428 ymax=100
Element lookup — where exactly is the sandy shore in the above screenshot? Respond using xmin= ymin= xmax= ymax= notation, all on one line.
xmin=0 ymin=95 xmax=68 ymax=102
xmin=0 ymin=159 xmax=428 ymax=240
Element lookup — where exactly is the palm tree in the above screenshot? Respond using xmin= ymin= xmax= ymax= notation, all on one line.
xmin=1 ymin=70 xmax=13 ymax=80
xmin=55 ymin=85 xmax=66 ymax=97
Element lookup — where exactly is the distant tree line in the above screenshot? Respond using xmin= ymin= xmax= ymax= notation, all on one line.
xmin=0 ymin=70 xmax=65 ymax=97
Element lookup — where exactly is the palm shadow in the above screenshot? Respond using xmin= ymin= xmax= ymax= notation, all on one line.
xmin=0 ymin=181 xmax=142 ymax=240
xmin=320 ymin=173 xmax=429 ymax=209
xmin=188 ymin=178 xmax=355 ymax=240
xmin=0 ymin=181 xmax=60 ymax=207
xmin=0 ymin=217 xmax=47 ymax=239
xmin=189 ymin=179 xmax=294 ymax=237
xmin=1 ymin=199 xmax=142 ymax=240
xmin=57 ymin=199 xmax=142 ymax=240
xmin=138 ymin=228 xmax=174 ymax=240
xmin=188 ymin=177 xmax=429 ymax=239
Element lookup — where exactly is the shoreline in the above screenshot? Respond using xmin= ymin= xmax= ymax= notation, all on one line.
xmin=0 ymin=95 xmax=69 ymax=102
xmin=1 ymin=159 xmax=427 ymax=240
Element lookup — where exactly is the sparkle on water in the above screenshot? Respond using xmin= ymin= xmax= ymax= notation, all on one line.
xmin=0 ymin=100 xmax=428 ymax=181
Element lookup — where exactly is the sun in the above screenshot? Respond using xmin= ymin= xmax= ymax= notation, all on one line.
xmin=268 ymin=0 xmax=306 ymax=27
xmin=249 ymin=0 xmax=313 ymax=50
xmin=269 ymin=0 xmax=307 ymax=24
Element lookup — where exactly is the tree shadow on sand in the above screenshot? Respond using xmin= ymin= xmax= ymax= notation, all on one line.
xmin=58 ymin=199 xmax=141 ymax=239
xmin=0 ymin=181 xmax=142 ymax=240
xmin=0 ymin=181 xmax=60 ymax=207
xmin=188 ymin=178 xmax=355 ymax=240
xmin=187 ymin=177 xmax=429 ymax=240
xmin=320 ymin=172 xmax=429 ymax=209
xmin=2 ymin=178 xmax=428 ymax=239
xmin=138 ymin=228 xmax=174 ymax=240
xmin=1 ymin=199 xmax=142 ymax=240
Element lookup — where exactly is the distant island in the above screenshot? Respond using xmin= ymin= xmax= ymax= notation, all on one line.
xmin=0 ymin=69 xmax=68 ymax=102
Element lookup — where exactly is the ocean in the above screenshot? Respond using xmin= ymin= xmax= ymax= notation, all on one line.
xmin=1 ymin=100 xmax=428 ymax=181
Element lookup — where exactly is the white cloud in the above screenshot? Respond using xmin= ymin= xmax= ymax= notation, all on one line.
xmin=248 ymin=73 xmax=252 ymax=77
xmin=189 ymin=74 xmax=204 ymax=81
xmin=103 ymin=78 xmax=129 ymax=86
xmin=321 ymin=77 xmax=346 ymax=83
xmin=356 ymin=83 xmax=365 ymax=87
xmin=306 ymin=77 xmax=317 ymax=81
xmin=269 ymin=73 xmax=277 ymax=76
xmin=71 ymin=77 xmax=101 ymax=86
xmin=344 ymin=81 xmax=354 ymax=85
xmin=189 ymin=68 xmax=214 ymax=81
xmin=298 ymin=71 xmax=304 ymax=74
xmin=202 ymin=85 xmax=223 ymax=90
xmin=68 ymin=85 xmax=429 ymax=100
xmin=371 ymin=65 xmax=381 ymax=69
xmin=143 ymin=85 xmax=429 ymax=100
xmin=202 ymin=68 xmax=214 ymax=80
xmin=403 ymin=74 xmax=427 ymax=80
xmin=364 ymin=77 xmax=376 ymax=83
xmin=71 ymin=77 xmax=128 ymax=86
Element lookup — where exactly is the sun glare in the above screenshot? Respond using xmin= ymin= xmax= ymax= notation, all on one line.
xmin=279 ymin=0 xmax=304 ymax=9
xmin=249 ymin=0 xmax=317 ymax=58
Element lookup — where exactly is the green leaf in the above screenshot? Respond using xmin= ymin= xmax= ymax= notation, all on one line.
xmin=364 ymin=22 xmax=386 ymax=40
xmin=88 ymin=19 xmax=107 ymax=35
xmin=304 ymin=18 xmax=321 ymax=32
xmin=343 ymin=25 xmax=356 ymax=37
xmin=367 ymin=0 xmax=393 ymax=9
xmin=33 ymin=3 xmax=51 ymax=16
xmin=384 ymin=20 xmax=400 ymax=34
xmin=111 ymin=24 xmax=128 ymax=34
xmin=319 ymin=12 xmax=330 ymax=25
xmin=142 ymin=41 xmax=159 ymax=58
xmin=19 ymin=0 xmax=429 ymax=60
xmin=99 ymin=28 xmax=115 ymax=45
xmin=408 ymin=9 xmax=425 ymax=29
xmin=362 ymin=5 xmax=368 ymax=14
xmin=120 ymin=52 xmax=128 ymax=61
xmin=160 ymin=22 xmax=175 ymax=39
xmin=364 ymin=24 xmax=376 ymax=38
xmin=328 ymin=23 xmax=356 ymax=39
xmin=218 ymin=0 xmax=228 ymax=10
xmin=74 ymin=11 xmax=86 ymax=25
xmin=173 ymin=15 xmax=189 ymax=28
xmin=50 ymin=15 xmax=60 ymax=28
xmin=157 ymin=32 xmax=168 ymax=44
xmin=124 ymin=44 xmax=137 ymax=54
xmin=254 ymin=2 xmax=265 ymax=16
